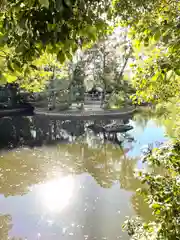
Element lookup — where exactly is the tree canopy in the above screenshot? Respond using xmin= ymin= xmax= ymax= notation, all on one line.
xmin=0 ymin=0 xmax=110 ymax=64
xmin=0 ymin=0 xmax=113 ymax=89
xmin=0 ymin=0 xmax=179 ymax=109
xmin=0 ymin=0 xmax=179 ymax=102
xmin=113 ymin=0 xmax=180 ymax=103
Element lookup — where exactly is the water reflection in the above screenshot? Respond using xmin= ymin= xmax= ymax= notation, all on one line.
xmin=0 ymin=116 xmax=133 ymax=149
xmin=38 ymin=176 xmax=74 ymax=213
xmin=0 ymin=114 xmax=168 ymax=239
xmin=0 ymin=214 xmax=13 ymax=239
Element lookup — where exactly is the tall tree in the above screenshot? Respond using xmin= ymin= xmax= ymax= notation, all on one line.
xmin=72 ymin=28 xmax=133 ymax=91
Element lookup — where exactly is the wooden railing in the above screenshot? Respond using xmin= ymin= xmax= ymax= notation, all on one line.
xmin=84 ymin=93 xmax=102 ymax=102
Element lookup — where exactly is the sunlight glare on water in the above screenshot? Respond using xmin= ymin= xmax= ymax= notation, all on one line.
xmin=38 ymin=175 xmax=74 ymax=213
xmin=0 ymin=115 xmax=169 ymax=239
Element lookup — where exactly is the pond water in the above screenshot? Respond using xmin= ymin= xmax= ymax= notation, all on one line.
xmin=0 ymin=114 xmax=169 ymax=240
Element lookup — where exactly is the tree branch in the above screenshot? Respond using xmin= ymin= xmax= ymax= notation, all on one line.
xmin=116 ymin=47 xmax=132 ymax=82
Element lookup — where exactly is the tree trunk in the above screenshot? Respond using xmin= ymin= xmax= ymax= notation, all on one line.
xmin=49 ymin=66 xmax=56 ymax=110
xmin=116 ymin=47 xmax=132 ymax=83
xmin=101 ymin=43 xmax=106 ymax=107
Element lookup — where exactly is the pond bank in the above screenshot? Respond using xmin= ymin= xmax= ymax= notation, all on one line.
xmin=0 ymin=106 xmax=34 ymax=117
xmin=34 ymin=106 xmax=137 ymax=120
xmin=0 ymin=105 xmax=137 ymax=120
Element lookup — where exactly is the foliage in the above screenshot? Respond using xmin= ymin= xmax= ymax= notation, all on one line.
xmin=123 ymin=141 xmax=180 ymax=239
xmin=0 ymin=0 xmax=135 ymax=93
xmin=0 ymin=0 xmax=110 ymax=66
xmin=83 ymin=28 xmax=133 ymax=91
xmin=155 ymin=99 xmax=180 ymax=139
xmin=70 ymin=60 xmax=85 ymax=102
xmin=0 ymin=0 xmax=179 ymax=98
xmin=66 ymin=28 xmax=134 ymax=107
xmin=111 ymin=5 xmax=180 ymax=235
xmin=0 ymin=0 xmax=113 ymax=91
xmin=112 ymin=0 xmax=180 ymax=103
xmin=0 ymin=47 xmax=68 ymax=91
xmin=123 ymin=217 xmax=158 ymax=240
xmin=106 ymin=91 xmax=126 ymax=109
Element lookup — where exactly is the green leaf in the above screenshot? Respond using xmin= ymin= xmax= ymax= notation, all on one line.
xmin=4 ymin=73 xmax=17 ymax=82
xmin=30 ymin=64 xmax=38 ymax=70
xmin=65 ymin=51 xmax=72 ymax=60
xmin=162 ymin=34 xmax=169 ymax=44
xmin=143 ymin=223 xmax=149 ymax=229
xmin=71 ymin=44 xmax=78 ymax=53
xmin=15 ymin=44 xmax=26 ymax=53
xmin=24 ymin=67 xmax=30 ymax=76
xmin=151 ymin=203 xmax=161 ymax=209
xmin=86 ymin=26 xmax=97 ymax=40
xmin=144 ymin=37 xmax=149 ymax=47
xmin=154 ymin=209 xmax=161 ymax=215
xmin=154 ymin=31 xmax=161 ymax=41
xmin=175 ymin=69 xmax=180 ymax=76
xmin=144 ymin=42 xmax=149 ymax=47
xmin=12 ymin=59 xmax=21 ymax=70
xmin=57 ymin=50 xmax=65 ymax=63
xmin=47 ymin=24 xmax=56 ymax=31
xmin=39 ymin=0 xmax=49 ymax=8
xmin=7 ymin=60 xmax=14 ymax=72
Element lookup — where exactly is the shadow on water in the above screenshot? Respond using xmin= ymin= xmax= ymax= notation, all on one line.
xmin=0 ymin=114 xmax=167 ymax=239
xmin=0 ymin=116 xmax=133 ymax=149
xmin=0 ymin=116 xmax=86 ymax=148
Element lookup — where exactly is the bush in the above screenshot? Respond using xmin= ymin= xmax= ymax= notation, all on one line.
xmin=106 ymin=91 xmax=126 ymax=109
xmin=123 ymin=141 xmax=180 ymax=240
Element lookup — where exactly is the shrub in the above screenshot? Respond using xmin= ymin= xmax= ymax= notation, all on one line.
xmin=123 ymin=141 xmax=180 ymax=240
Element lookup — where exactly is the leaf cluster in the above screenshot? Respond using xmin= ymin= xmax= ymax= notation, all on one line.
xmin=0 ymin=0 xmax=110 ymax=66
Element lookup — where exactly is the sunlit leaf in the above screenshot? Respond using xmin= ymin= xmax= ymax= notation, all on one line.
xmin=65 ymin=51 xmax=72 ymax=60
xmin=154 ymin=31 xmax=161 ymax=41
xmin=4 ymin=73 xmax=17 ymax=82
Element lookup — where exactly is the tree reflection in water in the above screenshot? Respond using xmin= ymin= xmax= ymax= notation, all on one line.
xmin=0 ymin=214 xmax=12 ymax=239
xmin=118 ymin=156 xmax=154 ymax=222
xmin=0 ymin=115 xmax=155 ymax=238
xmin=0 ymin=140 xmax=130 ymax=195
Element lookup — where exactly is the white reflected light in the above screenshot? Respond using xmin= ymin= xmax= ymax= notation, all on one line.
xmin=39 ymin=176 xmax=74 ymax=213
